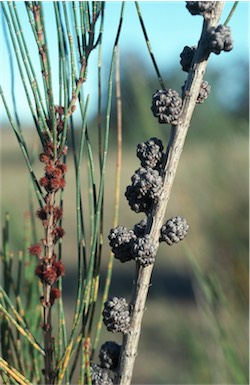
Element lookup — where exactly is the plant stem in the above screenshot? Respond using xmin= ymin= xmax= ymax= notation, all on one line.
xmin=116 ymin=3 xmax=225 ymax=384
xmin=42 ymin=191 xmax=55 ymax=384
xmin=0 ymin=304 xmax=45 ymax=356
xmin=56 ymin=5 xmax=125 ymax=382
xmin=224 ymin=1 xmax=239 ymax=26
xmin=92 ymin=45 xmax=123 ymax=357
xmin=0 ymin=357 xmax=32 ymax=385
xmin=135 ymin=2 xmax=166 ymax=90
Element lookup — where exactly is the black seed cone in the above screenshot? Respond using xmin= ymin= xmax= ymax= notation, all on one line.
xmin=90 ymin=364 xmax=113 ymax=385
xmin=197 ymin=81 xmax=211 ymax=104
xmin=108 ymin=226 xmax=136 ymax=263
xmin=99 ymin=341 xmax=121 ymax=370
xmin=180 ymin=45 xmax=196 ymax=72
xmin=125 ymin=167 xmax=163 ymax=214
xmin=207 ymin=25 xmax=233 ymax=54
xmin=137 ymin=137 xmax=164 ymax=169
xmin=151 ymin=89 xmax=182 ymax=125
xmin=160 ymin=216 xmax=189 ymax=245
xmin=102 ymin=297 xmax=130 ymax=334
xmin=186 ymin=1 xmax=215 ymax=15
xmin=182 ymin=80 xmax=211 ymax=104
xmin=133 ymin=235 xmax=156 ymax=266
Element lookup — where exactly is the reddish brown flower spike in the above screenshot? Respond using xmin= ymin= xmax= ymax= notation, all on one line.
xmin=57 ymin=164 xmax=67 ymax=174
xmin=55 ymin=105 xmax=64 ymax=115
xmin=50 ymin=178 xmax=61 ymax=190
xmin=40 ymin=177 xmax=49 ymax=188
xmin=44 ymin=142 xmax=54 ymax=157
xmin=45 ymin=164 xmax=56 ymax=175
xmin=39 ymin=153 xmax=50 ymax=163
xmin=53 ymin=207 xmax=63 ymax=221
xmin=58 ymin=178 xmax=66 ymax=189
xmin=53 ymin=260 xmax=65 ymax=277
xmin=52 ymin=167 xmax=63 ymax=178
xmin=35 ymin=264 xmax=43 ymax=278
xmin=42 ymin=267 xmax=57 ymax=285
xmin=57 ymin=121 xmax=64 ymax=133
xmin=50 ymin=287 xmax=61 ymax=305
xmin=36 ymin=208 xmax=47 ymax=220
xmin=52 ymin=227 xmax=65 ymax=242
xmin=29 ymin=243 xmax=42 ymax=257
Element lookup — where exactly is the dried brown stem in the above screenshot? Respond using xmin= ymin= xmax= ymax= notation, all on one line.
xmin=43 ymin=190 xmax=56 ymax=384
xmin=116 ymin=3 xmax=225 ymax=384
xmin=43 ymin=307 xmax=53 ymax=384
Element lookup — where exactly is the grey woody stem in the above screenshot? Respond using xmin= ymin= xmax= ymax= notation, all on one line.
xmin=116 ymin=3 xmax=225 ymax=384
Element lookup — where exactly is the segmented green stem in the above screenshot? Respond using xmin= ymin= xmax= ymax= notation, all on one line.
xmin=56 ymin=5 xmax=125 ymax=382
xmin=13 ymin=2 xmax=48 ymax=122
xmin=54 ymin=96 xmax=89 ymax=385
xmin=0 ymin=304 xmax=45 ymax=356
xmin=224 ymin=1 xmax=239 ymax=26
xmin=2 ymin=3 xmax=43 ymax=138
xmin=0 ymin=358 xmax=33 ymax=385
xmin=63 ymin=2 xmax=77 ymax=96
xmin=92 ymin=45 xmax=123 ymax=357
xmin=72 ymin=2 xmax=82 ymax=62
xmin=135 ymin=1 xmax=166 ymax=90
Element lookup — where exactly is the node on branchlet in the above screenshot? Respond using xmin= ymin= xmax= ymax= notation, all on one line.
xmin=108 ymin=226 xmax=136 ymax=263
xmin=180 ymin=46 xmax=196 ymax=72
xmin=151 ymin=89 xmax=182 ymax=125
xmin=133 ymin=219 xmax=147 ymax=238
xmin=136 ymin=137 xmax=164 ymax=170
xmin=125 ymin=167 xmax=163 ymax=214
xmin=133 ymin=235 xmax=156 ymax=267
xmin=99 ymin=341 xmax=121 ymax=371
xmin=159 ymin=216 xmax=189 ymax=245
xmin=186 ymin=1 xmax=215 ymax=16
xmin=206 ymin=25 xmax=233 ymax=55
xmin=90 ymin=364 xmax=113 ymax=385
xmin=102 ymin=297 xmax=130 ymax=334
xmin=181 ymin=80 xmax=211 ymax=104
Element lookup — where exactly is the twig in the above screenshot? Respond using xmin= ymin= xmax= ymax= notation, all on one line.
xmin=224 ymin=1 xmax=239 ymax=26
xmin=55 ymin=5 xmax=125 ymax=383
xmin=135 ymin=2 xmax=166 ymax=90
xmin=116 ymin=2 xmax=225 ymax=384
xmin=0 ymin=357 xmax=33 ymax=385
xmin=92 ymin=44 xmax=123 ymax=357
xmin=0 ymin=304 xmax=45 ymax=356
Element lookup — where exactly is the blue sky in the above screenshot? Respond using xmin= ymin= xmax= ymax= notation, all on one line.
xmin=0 ymin=1 xmax=249 ymax=125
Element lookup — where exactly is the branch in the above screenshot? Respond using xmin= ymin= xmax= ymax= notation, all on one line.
xmin=116 ymin=2 xmax=225 ymax=384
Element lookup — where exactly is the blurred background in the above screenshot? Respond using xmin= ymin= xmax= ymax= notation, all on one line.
xmin=0 ymin=2 xmax=249 ymax=384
